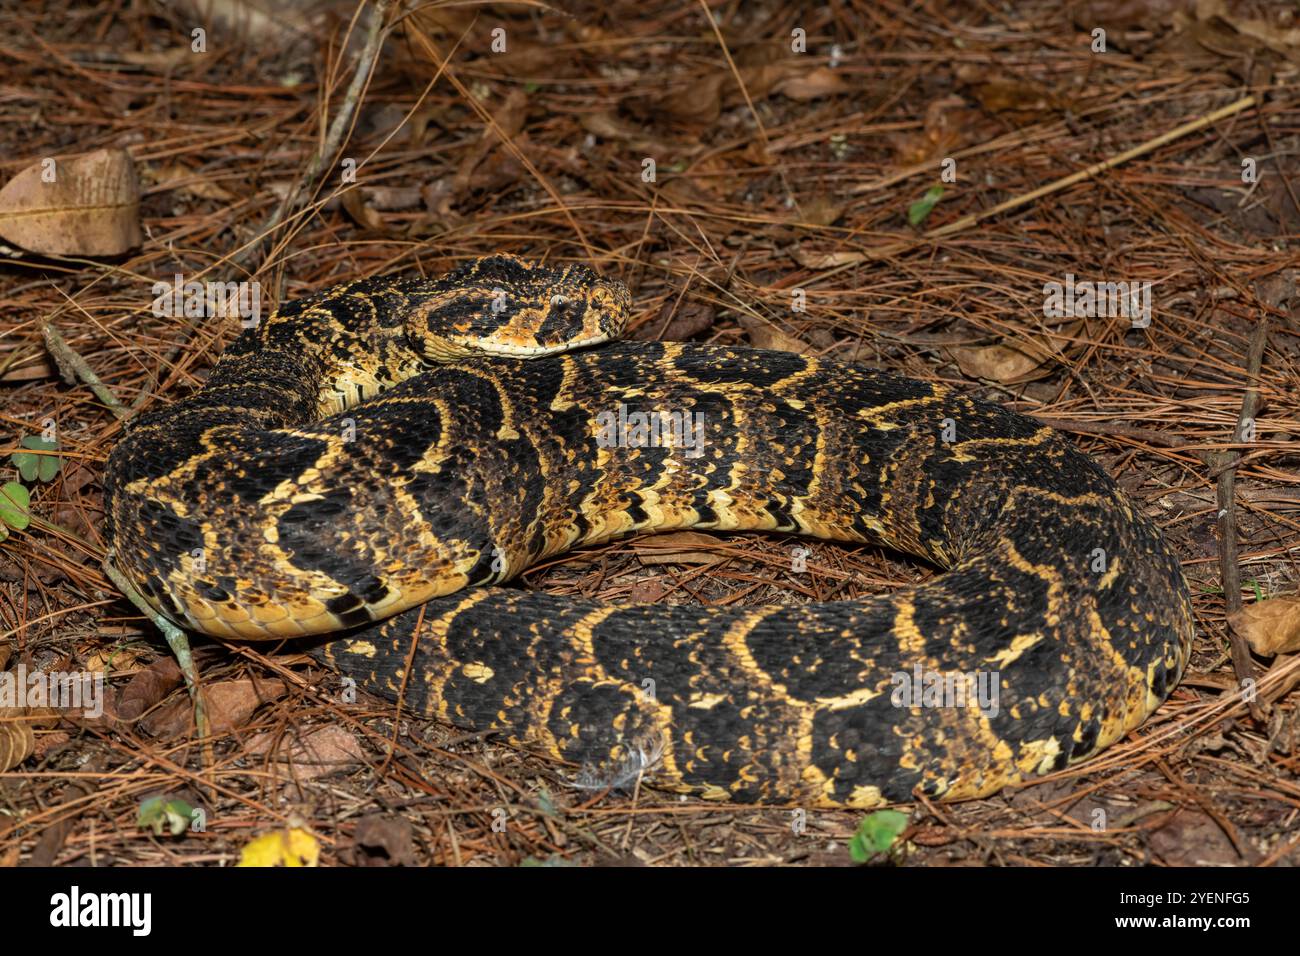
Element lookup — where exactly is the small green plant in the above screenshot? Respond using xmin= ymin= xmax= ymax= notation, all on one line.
xmin=907 ymin=185 xmax=944 ymax=226
xmin=848 ymin=808 xmax=909 ymax=863
xmin=0 ymin=482 xmax=29 ymax=543
xmin=11 ymin=434 xmax=60 ymax=483
xmin=2 ymin=433 xmax=62 ymax=542
xmin=138 ymin=795 xmax=198 ymax=837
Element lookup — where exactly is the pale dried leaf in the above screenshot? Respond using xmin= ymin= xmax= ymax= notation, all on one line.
xmin=1229 ymin=595 xmax=1300 ymax=657
xmin=0 ymin=717 xmax=34 ymax=773
xmin=775 ymin=67 xmax=850 ymax=100
xmin=788 ymin=246 xmax=867 ymax=269
xmin=0 ymin=148 xmax=141 ymax=256
xmin=246 ymin=725 xmax=366 ymax=781
xmin=738 ymin=315 xmax=813 ymax=354
xmin=948 ymin=321 xmax=1081 ymax=384
xmin=142 ymin=678 xmax=287 ymax=738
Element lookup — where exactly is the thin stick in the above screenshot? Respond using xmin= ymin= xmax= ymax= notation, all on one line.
xmin=101 ymin=560 xmax=210 ymax=743
xmin=40 ymin=323 xmax=131 ymax=421
xmin=1212 ymin=320 xmax=1270 ymax=722
xmin=923 ymin=95 xmax=1258 ymax=241
xmin=807 ymin=94 xmax=1259 ymax=283
xmin=240 ymin=0 xmax=394 ymax=274
xmin=40 ymin=314 xmax=210 ymax=741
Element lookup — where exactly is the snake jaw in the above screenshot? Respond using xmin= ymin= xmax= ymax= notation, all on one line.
xmin=405 ymin=256 xmax=632 ymax=362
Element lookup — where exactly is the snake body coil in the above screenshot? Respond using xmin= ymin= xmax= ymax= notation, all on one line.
xmin=104 ymin=257 xmax=1194 ymax=807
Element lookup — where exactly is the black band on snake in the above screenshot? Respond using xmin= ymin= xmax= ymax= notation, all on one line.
xmin=103 ymin=255 xmax=1194 ymax=808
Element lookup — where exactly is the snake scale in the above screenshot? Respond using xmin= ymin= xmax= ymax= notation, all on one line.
xmin=103 ymin=256 xmax=1194 ymax=808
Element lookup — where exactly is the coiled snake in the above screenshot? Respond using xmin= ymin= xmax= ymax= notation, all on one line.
xmin=104 ymin=256 xmax=1194 ymax=807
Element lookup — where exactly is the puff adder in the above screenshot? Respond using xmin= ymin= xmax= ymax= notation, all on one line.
xmin=103 ymin=255 xmax=1194 ymax=808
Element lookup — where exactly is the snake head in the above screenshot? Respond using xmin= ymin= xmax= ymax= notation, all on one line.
xmin=407 ymin=255 xmax=631 ymax=361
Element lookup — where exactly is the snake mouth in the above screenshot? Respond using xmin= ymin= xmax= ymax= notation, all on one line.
xmin=471 ymin=331 xmax=615 ymax=358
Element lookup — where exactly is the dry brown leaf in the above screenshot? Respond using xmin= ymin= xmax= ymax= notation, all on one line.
xmin=1229 ymin=595 xmax=1300 ymax=657
xmin=82 ymin=645 xmax=143 ymax=675
xmin=1149 ymin=809 xmax=1243 ymax=866
xmin=775 ymin=66 xmax=850 ymax=100
xmin=972 ymin=79 xmax=1055 ymax=115
xmin=657 ymin=176 xmax=716 ymax=208
xmin=738 ymin=314 xmax=813 ymax=353
xmin=0 ymin=715 xmax=35 ymax=773
xmin=788 ymin=246 xmax=867 ymax=270
xmin=893 ymin=96 xmax=979 ymax=165
xmin=1194 ymin=0 xmax=1300 ymax=58
xmin=634 ymin=298 xmax=716 ymax=342
xmin=636 ymin=531 xmax=727 ymax=566
xmin=150 ymin=163 xmax=235 ymax=201
xmin=176 ymin=0 xmax=311 ymax=41
xmin=453 ymin=90 xmax=529 ymax=194
xmin=117 ymin=48 xmax=195 ymax=69
xmin=948 ymin=321 xmax=1081 ymax=384
xmin=797 ymin=196 xmax=846 ymax=227
xmin=363 ymin=186 xmax=423 ymax=211
xmin=0 ymin=666 xmax=60 ymax=772
xmin=115 ymin=656 xmax=185 ymax=724
xmin=628 ymin=578 xmax=668 ymax=603
xmin=580 ymin=111 xmax=645 ymax=142
xmin=246 ymin=725 xmax=366 ymax=781
xmin=737 ymin=62 xmax=797 ymax=99
xmin=0 ymin=148 xmax=141 ymax=256
xmin=142 ymin=678 xmax=287 ymax=738
xmin=625 ymin=74 xmax=725 ymax=125
xmin=349 ymin=815 xmax=417 ymax=867
xmin=340 ymin=189 xmax=388 ymax=233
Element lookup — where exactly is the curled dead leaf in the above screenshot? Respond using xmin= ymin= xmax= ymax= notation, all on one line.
xmin=738 ymin=314 xmax=812 ymax=354
xmin=0 ymin=716 xmax=34 ymax=773
xmin=788 ymin=246 xmax=867 ymax=270
xmin=1229 ymin=594 xmax=1300 ymax=657
xmin=633 ymin=298 xmax=716 ymax=342
xmin=149 ymin=163 xmax=236 ymax=201
xmin=0 ymin=665 xmax=61 ymax=771
xmin=947 ymin=320 xmax=1082 ymax=384
xmin=142 ymin=678 xmax=287 ymax=738
xmin=797 ymin=196 xmax=846 ymax=227
xmin=350 ymin=815 xmax=417 ymax=867
xmin=775 ymin=66 xmax=851 ymax=100
xmin=341 ymin=189 xmax=388 ymax=233
xmin=624 ymin=74 xmax=725 ymax=126
xmin=0 ymin=148 xmax=141 ymax=256
xmin=246 ymin=724 xmax=365 ymax=781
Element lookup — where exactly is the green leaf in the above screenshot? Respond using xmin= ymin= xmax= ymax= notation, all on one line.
xmin=536 ymin=788 xmax=560 ymax=819
xmin=12 ymin=435 xmax=59 ymax=483
xmin=0 ymin=481 xmax=31 ymax=532
xmin=848 ymin=809 xmax=909 ymax=862
xmin=907 ymin=185 xmax=944 ymax=227
xmin=138 ymin=795 xmax=197 ymax=837
xmin=524 ymin=81 xmax=541 ymax=94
